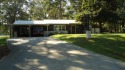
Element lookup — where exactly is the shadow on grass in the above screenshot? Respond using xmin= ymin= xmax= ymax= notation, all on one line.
xmin=55 ymin=34 xmax=125 ymax=61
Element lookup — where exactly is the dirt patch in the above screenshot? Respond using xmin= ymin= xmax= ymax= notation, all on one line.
xmin=0 ymin=46 xmax=10 ymax=60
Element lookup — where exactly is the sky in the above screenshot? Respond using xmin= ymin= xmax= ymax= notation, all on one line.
xmin=66 ymin=0 xmax=71 ymax=6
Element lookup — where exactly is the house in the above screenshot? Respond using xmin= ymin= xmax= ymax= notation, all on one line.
xmin=12 ymin=20 xmax=85 ymax=37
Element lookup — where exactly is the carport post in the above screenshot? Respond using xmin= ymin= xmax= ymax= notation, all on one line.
xmin=29 ymin=25 xmax=31 ymax=37
xmin=75 ymin=25 xmax=76 ymax=34
xmin=47 ymin=25 xmax=48 ymax=36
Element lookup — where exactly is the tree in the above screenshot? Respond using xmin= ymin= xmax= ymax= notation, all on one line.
xmin=64 ymin=0 xmax=83 ymax=19
xmin=28 ymin=0 xmax=67 ymax=19
xmin=1 ymin=0 xmax=29 ymax=24
xmin=48 ymin=0 xmax=67 ymax=19
xmin=76 ymin=0 xmax=120 ymax=33
xmin=117 ymin=0 xmax=125 ymax=32
xmin=0 ymin=0 xmax=29 ymax=36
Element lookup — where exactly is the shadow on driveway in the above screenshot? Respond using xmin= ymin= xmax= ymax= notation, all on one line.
xmin=0 ymin=37 xmax=125 ymax=70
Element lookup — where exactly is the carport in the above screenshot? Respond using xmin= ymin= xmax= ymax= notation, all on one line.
xmin=13 ymin=25 xmax=47 ymax=37
xmin=12 ymin=20 xmax=49 ymax=37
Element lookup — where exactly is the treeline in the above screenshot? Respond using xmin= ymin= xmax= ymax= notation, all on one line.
xmin=76 ymin=0 xmax=125 ymax=33
xmin=0 ymin=0 xmax=125 ymax=33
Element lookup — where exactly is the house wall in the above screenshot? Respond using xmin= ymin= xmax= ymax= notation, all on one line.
xmin=92 ymin=28 xmax=100 ymax=33
xmin=46 ymin=24 xmax=69 ymax=36
xmin=66 ymin=25 xmax=70 ymax=33
xmin=76 ymin=25 xmax=84 ymax=34
xmin=48 ymin=24 xmax=69 ymax=31
xmin=48 ymin=25 xmax=54 ymax=31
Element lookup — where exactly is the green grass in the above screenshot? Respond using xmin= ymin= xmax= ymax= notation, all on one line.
xmin=0 ymin=36 xmax=9 ymax=46
xmin=52 ymin=34 xmax=125 ymax=61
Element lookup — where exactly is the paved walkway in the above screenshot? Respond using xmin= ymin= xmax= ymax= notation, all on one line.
xmin=0 ymin=37 xmax=125 ymax=70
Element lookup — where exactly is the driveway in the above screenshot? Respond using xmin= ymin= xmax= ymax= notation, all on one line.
xmin=0 ymin=37 xmax=125 ymax=70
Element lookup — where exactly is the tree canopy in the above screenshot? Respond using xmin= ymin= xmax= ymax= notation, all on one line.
xmin=75 ymin=0 xmax=125 ymax=32
xmin=0 ymin=0 xmax=125 ymax=33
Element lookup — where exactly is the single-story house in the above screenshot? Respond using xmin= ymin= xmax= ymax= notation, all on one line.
xmin=11 ymin=20 xmax=85 ymax=37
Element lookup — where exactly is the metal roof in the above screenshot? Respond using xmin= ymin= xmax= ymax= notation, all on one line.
xmin=13 ymin=20 xmax=80 ymax=25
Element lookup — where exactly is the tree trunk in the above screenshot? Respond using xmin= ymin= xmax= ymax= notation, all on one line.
xmin=108 ymin=25 xmax=110 ymax=33
xmin=10 ymin=26 xmax=12 ymax=38
xmin=9 ymin=24 xmax=14 ymax=38
xmin=99 ymin=22 xmax=102 ymax=33
xmin=122 ymin=22 xmax=125 ymax=28
xmin=121 ymin=22 xmax=125 ymax=33
xmin=59 ymin=0 xmax=62 ymax=19
xmin=114 ymin=23 xmax=117 ymax=33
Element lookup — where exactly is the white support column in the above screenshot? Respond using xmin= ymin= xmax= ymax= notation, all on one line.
xmin=29 ymin=25 xmax=31 ymax=37
xmin=71 ymin=25 xmax=72 ymax=34
xmin=75 ymin=25 xmax=76 ymax=34
xmin=47 ymin=25 xmax=48 ymax=36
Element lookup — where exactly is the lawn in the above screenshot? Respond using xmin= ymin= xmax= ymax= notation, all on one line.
xmin=0 ymin=35 xmax=10 ymax=59
xmin=52 ymin=34 xmax=125 ymax=61
xmin=0 ymin=35 xmax=9 ymax=46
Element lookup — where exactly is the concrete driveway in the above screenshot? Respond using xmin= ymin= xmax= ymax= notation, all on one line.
xmin=0 ymin=37 xmax=125 ymax=70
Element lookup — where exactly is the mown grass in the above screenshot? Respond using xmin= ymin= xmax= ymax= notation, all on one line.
xmin=0 ymin=35 xmax=10 ymax=59
xmin=52 ymin=34 xmax=125 ymax=61
xmin=0 ymin=35 xmax=9 ymax=46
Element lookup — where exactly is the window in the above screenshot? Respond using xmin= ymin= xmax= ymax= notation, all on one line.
xmin=62 ymin=25 xmax=66 ymax=31
xmin=54 ymin=25 xmax=66 ymax=31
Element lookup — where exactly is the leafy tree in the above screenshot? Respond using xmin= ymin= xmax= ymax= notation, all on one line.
xmin=117 ymin=0 xmax=125 ymax=32
xmin=28 ymin=0 xmax=45 ymax=20
xmin=28 ymin=0 xmax=67 ymax=19
xmin=48 ymin=0 xmax=67 ymax=19
xmin=64 ymin=0 xmax=83 ymax=19
xmin=0 ymin=0 xmax=29 ymax=36
xmin=1 ymin=0 xmax=29 ymax=24
xmin=76 ymin=0 xmax=121 ymax=33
